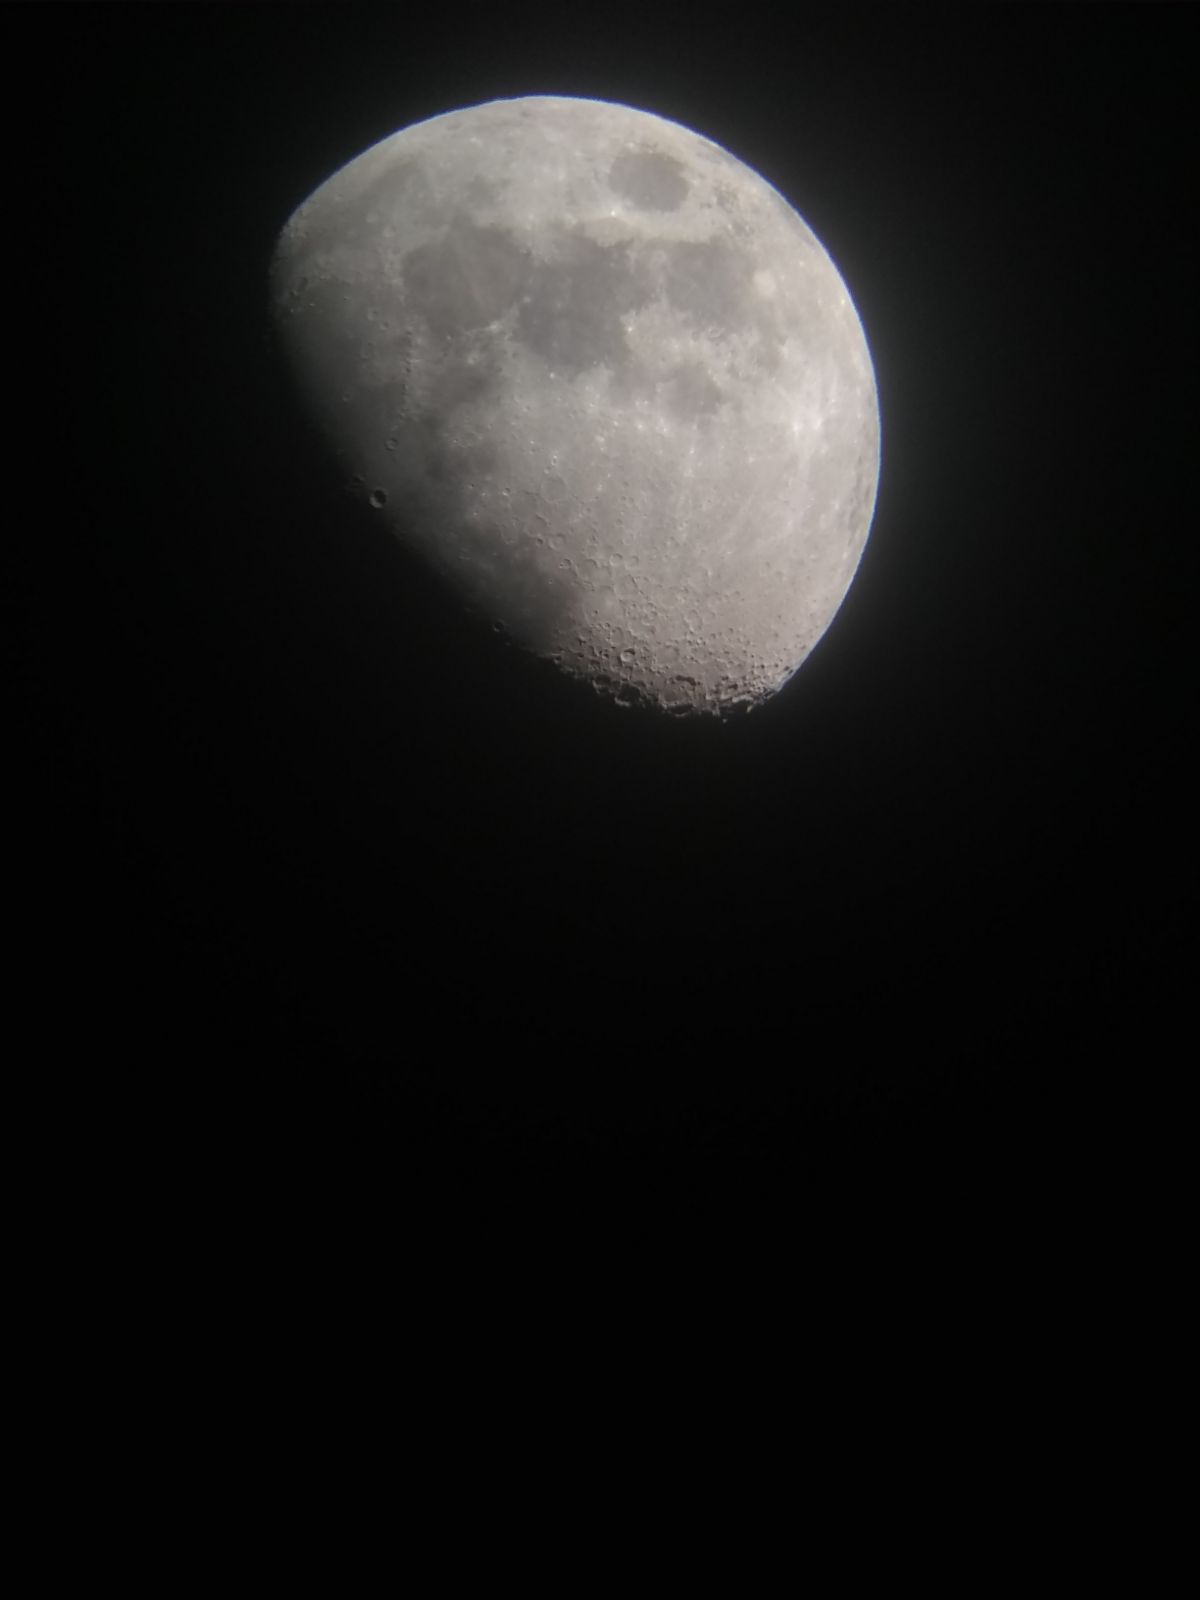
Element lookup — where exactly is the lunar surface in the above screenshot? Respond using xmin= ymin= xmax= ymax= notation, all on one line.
xmin=270 ymin=96 xmax=880 ymax=715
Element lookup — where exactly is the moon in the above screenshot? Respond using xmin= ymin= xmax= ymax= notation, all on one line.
xmin=270 ymin=96 xmax=880 ymax=716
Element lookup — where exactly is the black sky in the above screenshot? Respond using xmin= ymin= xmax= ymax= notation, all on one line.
xmin=19 ymin=4 xmax=1194 ymax=1234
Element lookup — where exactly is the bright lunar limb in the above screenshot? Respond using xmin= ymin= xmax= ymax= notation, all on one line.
xmin=270 ymin=96 xmax=880 ymax=716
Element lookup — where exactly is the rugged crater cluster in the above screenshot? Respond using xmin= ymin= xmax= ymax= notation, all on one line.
xmin=271 ymin=96 xmax=879 ymax=715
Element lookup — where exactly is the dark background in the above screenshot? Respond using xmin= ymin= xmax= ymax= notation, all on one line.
xmin=17 ymin=5 xmax=1193 ymax=1234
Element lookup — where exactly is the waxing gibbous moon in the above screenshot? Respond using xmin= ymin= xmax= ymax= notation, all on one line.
xmin=270 ymin=96 xmax=880 ymax=715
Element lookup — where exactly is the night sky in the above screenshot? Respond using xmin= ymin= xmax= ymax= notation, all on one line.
xmin=22 ymin=5 xmax=1193 ymax=1238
